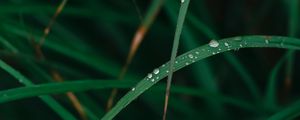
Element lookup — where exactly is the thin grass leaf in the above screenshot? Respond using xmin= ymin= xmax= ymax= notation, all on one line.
xmin=101 ymin=35 xmax=300 ymax=120
xmin=264 ymin=50 xmax=295 ymax=109
xmin=0 ymin=80 xmax=257 ymax=112
xmin=0 ymin=36 xmax=18 ymax=53
xmin=106 ymin=0 xmax=165 ymax=110
xmin=284 ymin=0 xmax=299 ymax=102
xmin=165 ymin=2 xmax=225 ymax=118
xmin=0 ymin=59 xmax=77 ymax=120
xmin=163 ymin=0 xmax=190 ymax=119
xmin=0 ymin=80 xmax=135 ymax=103
xmin=268 ymin=100 xmax=300 ymax=120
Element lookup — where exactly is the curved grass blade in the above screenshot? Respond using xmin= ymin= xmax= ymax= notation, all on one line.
xmin=264 ymin=51 xmax=294 ymax=109
xmin=268 ymin=100 xmax=300 ymax=120
xmin=101 ymin=35 xmax=300 ymax=120
xmin=0 ymin=59 xmax=77 ymax=120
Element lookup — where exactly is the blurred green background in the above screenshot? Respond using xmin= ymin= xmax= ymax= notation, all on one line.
xmin=0 ymin=0 xmax=300 ymax=119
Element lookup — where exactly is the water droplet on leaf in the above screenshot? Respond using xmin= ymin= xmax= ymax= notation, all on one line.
xmin=188 ymin=54 xmax=194 ymax=58
xmin=147 ymin=73 xmax=152 ymax=79
xmin=153 ymin=69 xmax=159 ymax=74
xmin=209 ymin=40 xmax=219 ymax=48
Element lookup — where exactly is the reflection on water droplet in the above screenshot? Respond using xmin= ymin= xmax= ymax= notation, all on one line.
xmin=224 ymin=42 xmax=229 ymax=47
xmin=209 ymin=40 xmax=219 ymax=48
xmin=147 ymin=73 xmax=152 ymax=79
xmin=188 ymin=54 xmax=194 ymax=58
xmin=153 ymin=69 xmax=159 ymax=74
xmin=131 ymin=88 xmax=135 ymax=91
xmin=265 ymin=39 xmax=269 ymax=44
xmin=151 ymin=79 xmax=155 ymax=82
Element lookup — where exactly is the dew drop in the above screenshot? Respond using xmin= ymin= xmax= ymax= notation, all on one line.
xmin=151 ymin=79 xmax=155 ymax=82
xmin=181 ymin=0 xmax=184 ymax=3
xmin=153 ymin=69 xmax=159 ymax=74
xmin=224 ymin=42 xmax=229 ymax=47
xmin=218 ymin=48 xmax=221 ymax=51
xmin=195 ymin=51 xmax=199 ymax=54
xmin=175 ymin=61 xmax=178 ymax=64
xmin=212 ymin=52 xmax=216 ymax=55
xmin=156 ymin=77 xmax=159 ymax=79
xmin=209 ymin=40 xmax=219 ymax=48
xmin=188 ymin=54 xmax=194 ymax=58
xmin=131 ymin=88 xmax=135 ymax=91
xmin=147 ymin=73 xmax=152 ymax=79
xmin=166 ymin=70 xmax=169 ymax=73
xmin=185 ymin=62 xmax=189 ymax=65
xmin=265 ymin=39 xmax=269 ymax=44
xmin=239 ymin=44 xmax=243 ymax=47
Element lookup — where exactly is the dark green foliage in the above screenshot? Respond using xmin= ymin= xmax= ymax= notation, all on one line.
xmin=0 ymin=0 xmax=299 ymax=120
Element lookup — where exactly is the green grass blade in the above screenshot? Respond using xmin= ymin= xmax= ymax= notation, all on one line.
xmin=0 ymin=80 xmax=257 ymax=112
xmin=285 ymin=0 xmax=299 ymax=97
xmin=0 ymin=59 xmax=77 ymax=120
xmin=176 ymin=3 xmax=261 ymax=102
xmin=0 ymin=36 xmax=18 ymax=53
xmin=163 ymin=0 xmax=190 ymax=119
xmin=264 ymin=51 xmax=295 ymax=109
xmin=0 ymin=80 xmax=135 ymax=103
xmin=101 ymin=35 xmax=300 ymax=120
xmin=165 ymin=3 xmax=225 ymax=117
xmin=268 ymin=100 xmax=300 ymax=120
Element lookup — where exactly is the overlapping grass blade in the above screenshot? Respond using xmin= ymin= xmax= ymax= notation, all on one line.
xmin=163 ymin=0 xmax=190 ymax=119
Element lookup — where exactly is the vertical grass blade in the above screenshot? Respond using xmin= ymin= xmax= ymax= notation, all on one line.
xmin=163 ymin=0 xmax=190 ymax=119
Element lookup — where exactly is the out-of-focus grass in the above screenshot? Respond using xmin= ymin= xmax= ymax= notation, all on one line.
xmin=0 ymin=0 xmax=300 ymax=120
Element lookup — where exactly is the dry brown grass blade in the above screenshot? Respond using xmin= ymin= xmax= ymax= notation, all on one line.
xmin=27 ymin=0 xmax=88 ymax=119
xmin=106 ymin=0 xmax=165 ymax=111
xmin=38 ymin=0 xmax=68 ymax=46
xmin=51 ymin=70 xmax=88 ymax=120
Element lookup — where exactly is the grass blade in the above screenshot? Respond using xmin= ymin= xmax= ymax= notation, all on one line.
xmin=264 ymin=50 xmax=294 ymax=109
xmin=0 ymin=59 xmax=77 ymax=120
xmin=0 ymin=80 xmax=257 ymax=112
xmin=106 ymin=0 xmax=165 ymax=110
xmin=101 ymin=35 xmax=300 ymax=120
xmin=163 ymin=0 xmax=190 ymax=119
xmin=268 ymin=100 xmax=300 ymax=120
